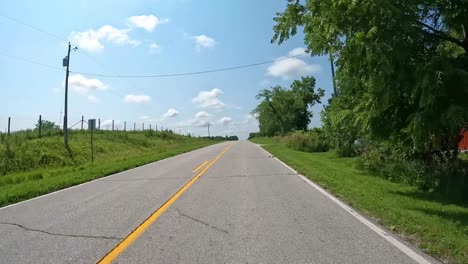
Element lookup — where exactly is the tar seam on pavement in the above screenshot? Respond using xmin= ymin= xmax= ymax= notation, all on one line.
xmin=0 ymin=221 xmax=122 ymax=240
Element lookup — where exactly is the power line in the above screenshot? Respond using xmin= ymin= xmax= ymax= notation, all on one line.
xmin=0 ymin=14 xmax=312 ymax=79
xmin=0 ymin=50 xmax=64 ymax=71
xmin=70 ymin=54 xmax=308 ymax=78
xmin=0 ymin=13 xmax=65 ymax=42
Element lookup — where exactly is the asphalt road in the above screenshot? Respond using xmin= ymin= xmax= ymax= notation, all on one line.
xmin=0 ymin=141 xmax=437 ymax=264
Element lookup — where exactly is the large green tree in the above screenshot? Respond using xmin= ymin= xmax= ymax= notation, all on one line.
xmin=253 ymin=76 xmax=324 ymax=136
xmin=272 ymin=0 xmax=468 ymax=159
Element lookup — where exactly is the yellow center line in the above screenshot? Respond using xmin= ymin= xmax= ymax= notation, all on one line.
xmin=192 ymin=160 xmax=208 ymax=173
xmin=97 ymin=143 xmax=234 ymax=264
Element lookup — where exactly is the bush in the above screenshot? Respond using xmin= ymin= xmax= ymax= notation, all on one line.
xmin=357 ymin=141 xmax=468 ymax=201
xmin=282 ymin=129 xmax=330 ymax=153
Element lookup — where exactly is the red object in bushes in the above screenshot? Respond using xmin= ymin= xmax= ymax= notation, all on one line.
xmin=459 ymin=129 xmax=468 ymax=153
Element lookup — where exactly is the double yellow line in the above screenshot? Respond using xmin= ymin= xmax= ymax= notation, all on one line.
xmin=97 ymin=143 xmax=233 ymax=264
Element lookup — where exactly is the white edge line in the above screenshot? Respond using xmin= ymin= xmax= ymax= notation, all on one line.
xmin=0 ymin=142 xmax=227 ymax=211
xmin=254 ymin=143 xmax=433 ymax=264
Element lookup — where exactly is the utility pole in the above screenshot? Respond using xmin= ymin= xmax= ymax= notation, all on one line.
xmin=7 ymin=117 xmax=11 ymax=135
xmin=124 ymin=121 xmax=126 ymax=131
xmin=207 ymin=123 xmax=210 ymax=137
xmin=81 ymin=115 xmax=84 ymax=130
xmin=38 ymin=115 xmax=42 ymax=138
xmin=62 ymin=42 xmax=76 ymax=148
xmin=329 ymin=53 xmax=337 ymax=96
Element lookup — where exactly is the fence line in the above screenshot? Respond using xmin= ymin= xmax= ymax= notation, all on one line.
xmin=1 ymin=115 xmax=191 ymax=139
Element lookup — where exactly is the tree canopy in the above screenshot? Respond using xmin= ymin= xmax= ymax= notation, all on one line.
xmin=253 ymin=76 xmax=324 ymax=136
xmin=272 ymin=0 xmax=468 ymax=159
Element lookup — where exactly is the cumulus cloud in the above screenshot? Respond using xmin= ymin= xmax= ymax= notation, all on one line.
xmin=218 ymin=117 xmax=234 ymax=126
xmin=183 ymin=111 xmax=211 ymax=127
xmin=69 ymin=74 xmax=108 ymax=95
xmin=266 ymin=47 xmax=320 ymax=80
xmin=193 ymin=34 xmax=216 ymax=50
xmin=127 ymin=15 xmax=168 ymax=32
xmin=149 ymin=42 xmax=160 ymax=53
xmin=70 ymin=25 xmax=140 ymax=52
xmin=192 ymin=88 xmax=225 ymax=109
xmin=87 ymin=95 xmax=98 ymax=103
xmin=288 ymin=47 xmax=308 ymax=56
xmin=163 ymin=108 xmax=179 ymax=118
xmin=244 ymin=113 xmax=259 ymax=124
xmin=124 ymin=94 xmax=151 ymax=103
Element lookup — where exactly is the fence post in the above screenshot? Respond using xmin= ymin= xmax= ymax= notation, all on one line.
xmin=81 ymin=115 xmax=84 ymax=130
xmin=7 ymin=117 xmax=11 ymax=135
xmin=112 ymin=120 xmax=114 ymax=131
xmin=38 ymin=115 xmax=42 ymax=138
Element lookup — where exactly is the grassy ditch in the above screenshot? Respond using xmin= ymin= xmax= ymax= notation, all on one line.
xmin=251 ymin=137 xmax=468 ymax=263
xmin=0 ymin=130 xmax=219 ymax=207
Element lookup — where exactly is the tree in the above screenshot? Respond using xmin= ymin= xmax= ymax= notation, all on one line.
xmin=252 ymin=76 xmax=324 ymax=136
xmin=272 ymin=0 xmax=468 ymax=160
xmin=35 ymin=120 xmax=59 ymax=131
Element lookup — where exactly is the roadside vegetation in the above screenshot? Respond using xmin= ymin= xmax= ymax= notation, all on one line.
xmin=251 ymin=137 xmax=467 ymax=263
xmin=250 ymin=0 xmax=468 ymax=201
xmin=0 ymin=128 xmax=222 ymax=207
xmin=247 ymin=2 xmax=468 ymax=262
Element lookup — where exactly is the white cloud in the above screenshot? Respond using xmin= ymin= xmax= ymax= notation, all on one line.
xmin=124 ymin=94 xmax=151 ymax=103
xmin=127 ymin=15 xmax=168 ymax=32
xmin=244 ymin=113 xmax=259 ymax=124
xmin=218 ymin=117 xmax=234 ymax=126
xmin=163 ymin=108 xmax=179 ymax=118
xmin=288 ymin=47 xmax=308 ymax=56
xmin=266 ymin=48 xmax=320 ymax=80
xmin=139 ymin=115 xmax=150 ymax=120
xmin=193 ymin=34 xmax=216 ymax=50
xmin=149 ymin=42 xmax=160 ymax=53
xmin=69 ymin=74 xmax=108 ymax=95
xmin=179 ymin=111 xmax=212 ymax=127
xmin=192 ymin=88 xmax=225 ymax=109
xmin=87 ymin=95 xmax=98 ymax=103
xmin=195 ymin=111 xmax=210 ymax=119
xmin=70 ymin=25 xmax=140 ymax=53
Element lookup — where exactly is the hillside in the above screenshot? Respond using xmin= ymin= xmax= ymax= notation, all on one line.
xmin=0 ymin=130 xmax=219 ymax=206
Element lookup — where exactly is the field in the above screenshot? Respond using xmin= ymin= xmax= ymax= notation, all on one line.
xmin=0 ymin=130 xmax=219 ymax=207
xmin=251 ymin=137 xmax=468 ymax=263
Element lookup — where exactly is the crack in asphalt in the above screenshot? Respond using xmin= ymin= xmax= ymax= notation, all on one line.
xmin=175 ymin=208 xmax=229 ymax=234
xmin=0 ymin=221 xmax=122 ymax=240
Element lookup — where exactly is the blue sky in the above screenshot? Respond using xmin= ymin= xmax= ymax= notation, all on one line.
xmin=1 ymin=0 xmax=333 ymax=139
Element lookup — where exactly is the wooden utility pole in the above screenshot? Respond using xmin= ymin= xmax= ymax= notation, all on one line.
xmin=329 ymin=53 xmax=337 ymax=95
xmin=38 ymin=115 xmax=42 ymax=138
xmin=63 ymin=42 xmax=71 ymax=148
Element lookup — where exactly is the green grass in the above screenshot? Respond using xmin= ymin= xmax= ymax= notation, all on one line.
xmin=0 ymin=130 xmax=220 ymax=207
xmin=251 ymin=137 xmax=468 ymax=263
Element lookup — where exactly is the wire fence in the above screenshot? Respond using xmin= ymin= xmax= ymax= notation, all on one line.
xmin=0 ymin=115 xmax=193 ymax=144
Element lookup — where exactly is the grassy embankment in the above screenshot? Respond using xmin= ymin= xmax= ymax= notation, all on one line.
xmin=250 ymin=137 xmax=468 ymax=264
xmin=0 ymin=130 xmax=219 ymax=207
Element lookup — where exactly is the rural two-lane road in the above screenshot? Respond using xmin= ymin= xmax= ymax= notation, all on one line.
xmin=0 ymin=141 xmax=438 ymax=263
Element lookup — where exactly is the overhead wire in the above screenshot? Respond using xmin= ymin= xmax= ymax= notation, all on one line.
xmin=0 ymin=49 xmax=64 ymax=71
xmin=0 ymin=14 xmax=311 ymax=79
xmin=69 ymin=54 xmax=308 ymax=78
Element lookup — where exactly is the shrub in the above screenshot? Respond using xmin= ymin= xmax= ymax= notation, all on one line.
xmin=283 ymin=129 xmax=330 ymax=153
